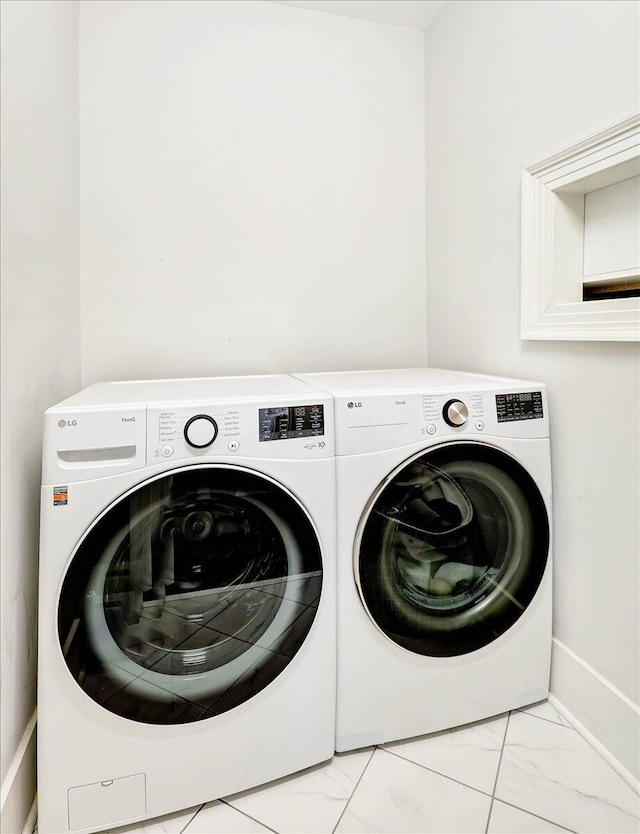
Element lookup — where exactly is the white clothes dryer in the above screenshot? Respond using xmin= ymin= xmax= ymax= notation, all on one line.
xmin=38 ymin=375 xmax=335 ymax=834
xmin=294 ymin=369 xmax=552 ymax=752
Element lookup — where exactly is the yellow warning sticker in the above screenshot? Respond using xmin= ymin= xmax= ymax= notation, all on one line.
xmin=53 ymin=486 xmax=68 ymax=506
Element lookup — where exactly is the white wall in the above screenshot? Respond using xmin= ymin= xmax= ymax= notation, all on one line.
xmin=79 ymin=0 xmax=427 ymax=386
xmin=425 ymin=0 xmax=640 ymax=777
xmin=0 ymin=1 xmax=80 ymax=829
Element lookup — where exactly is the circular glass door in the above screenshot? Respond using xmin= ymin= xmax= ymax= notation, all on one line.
xmin=357 ymin=443 xmax=549 ymax=657
xmin=58 ymin=466 xmax=322 ymax=724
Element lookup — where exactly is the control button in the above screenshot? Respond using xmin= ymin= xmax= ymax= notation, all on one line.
xmin=228 ymin=440 xmax=240 ymax=452
xmin=475 ymin=420 xmax=485 ymax=432
xmin=426 ymin=424 xmax=437 ymax=435
xmin=443 ymin=399 xmax=469 ymax=427
xmin=184 ymin=415 xmax=218 ymax=448
xmin=161 ymin=445 xmax=174 ymax=457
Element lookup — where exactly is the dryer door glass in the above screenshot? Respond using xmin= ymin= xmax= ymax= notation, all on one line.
xmin=357 ymin=444 xmax=549 ymax=657
xmin=58 ymin=466 xmax=322 ymax=724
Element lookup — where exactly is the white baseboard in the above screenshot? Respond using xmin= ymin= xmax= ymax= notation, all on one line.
xmin=0 ymin=711 xmax=37 ymax=834
xmin=550 ymin=638 xmax=639 ymax=789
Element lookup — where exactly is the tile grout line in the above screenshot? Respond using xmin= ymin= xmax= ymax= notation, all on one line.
xmin=494 ymin=798 xmax=579 ymax=833
xmin=219 ymin=798 xmax=280 ymax=833
xmin=484 ymin=710 xmax=511 ymax=834
xmin=179 ymin=803 xmax=205 ymax=834
xmin=379 ymin=746 xmax=494 ymax=800
xmin=486 ymin=712 xmax=579 ymax=834
xmin=330 ymin=747 xmax=376 ymax=834
xmin=516 ymin=707 xmax=573 ymax=730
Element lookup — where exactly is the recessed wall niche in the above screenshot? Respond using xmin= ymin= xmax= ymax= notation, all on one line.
xmin=521 ymin=114 xmax=640 ymax=341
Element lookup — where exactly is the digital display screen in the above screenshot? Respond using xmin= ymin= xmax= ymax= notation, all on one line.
xmin=259 ymin=404 xmax=325 ymax=442
xmin=496 ymin=391 xmax=543 ymax=422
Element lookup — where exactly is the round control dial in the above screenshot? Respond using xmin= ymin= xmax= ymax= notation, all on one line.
xmin=443 ymin=399 xmax=468 ymax=427
xmin=184 ymin=415 xmax=218 ymax=448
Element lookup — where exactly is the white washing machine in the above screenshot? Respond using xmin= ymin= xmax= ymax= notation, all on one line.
xmin=295 ymin=369 xmax=552 ymax=752
xmin=38 ymin=375 xmax=335 ymax=834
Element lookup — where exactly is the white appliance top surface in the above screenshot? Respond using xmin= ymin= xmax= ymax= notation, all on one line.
xmin=49 ymin=374 xmax=328 ymax=410
xmin=295 ymin=368 xmax=545 ymax=394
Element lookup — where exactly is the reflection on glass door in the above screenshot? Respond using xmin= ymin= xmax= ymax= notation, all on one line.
xmin=357 ymin=444 xmax=548 ymax=657
xmin=59 ymin=467 xmax=322 ymax=724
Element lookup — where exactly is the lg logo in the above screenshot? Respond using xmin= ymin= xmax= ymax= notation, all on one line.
xmin=57 ymin=419 xmax=77 ymax=428
xmin=347 ymin=402 xmax=363 ymax=409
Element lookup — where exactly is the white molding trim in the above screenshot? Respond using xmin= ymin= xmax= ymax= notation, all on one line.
xmin=0 ymin=711 xmax=37 ymax=834
xmin=521 ymin=114 xmax=640 ymax=341
xmin=550 ymin=638 xmax=640 ymax=790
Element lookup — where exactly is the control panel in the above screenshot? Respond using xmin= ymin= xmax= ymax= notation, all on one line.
xmin=43 ymin=393 xmax=334 ymax=484
xmin=147 ymin=399 xmax=332 ymax=463
xmin=149 ymin=406 xmax=240 ymax=461
xmin=496 ymin=392 xmax=544 ymax=422
xmin=259 ymin=404 xmax=324 ymax=442
xmin=423 ymin=389 xmax=545 ymax=438
xmin=334 ymin=387 xmax=548 ymax=455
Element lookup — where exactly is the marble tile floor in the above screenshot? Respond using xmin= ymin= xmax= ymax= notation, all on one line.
xmin=41 ymin=701 xmax=640 ymax=834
